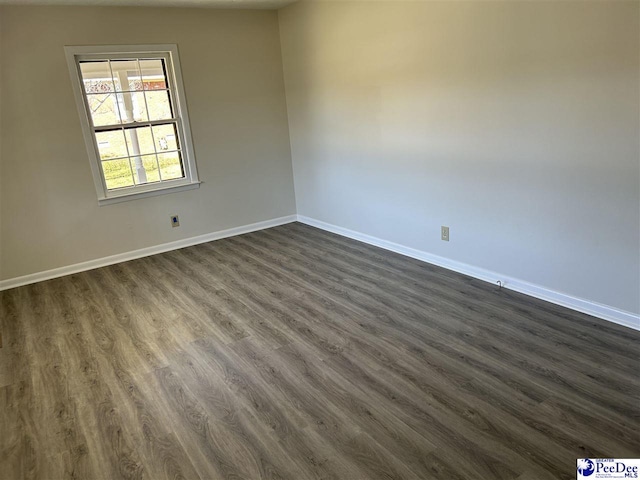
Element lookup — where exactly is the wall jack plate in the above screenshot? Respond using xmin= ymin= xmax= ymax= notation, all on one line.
xmin=170 ymin=215 xmax=180 ymax=228
xmin=441 ymin=226 xmax=449 ymax=241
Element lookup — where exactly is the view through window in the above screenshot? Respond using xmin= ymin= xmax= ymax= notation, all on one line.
xmin=78 ymin=57 xmax=185 ymax=189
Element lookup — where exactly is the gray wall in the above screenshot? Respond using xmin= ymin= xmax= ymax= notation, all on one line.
xmin=279 ymin=0 xmax=640 ymax=314
xmin=0 ymin=6 xmax=296 ymax=280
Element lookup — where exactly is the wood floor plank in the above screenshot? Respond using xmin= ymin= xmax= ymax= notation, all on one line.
xmin=226 ymin=230 xmax=640 ymax=422
xmin=185 ymin=336 xmax=378 ymax=479
xmin=264 ymin=226 xmax=637 ymax=379
xmin=1 ymin=222 xmax=638 ymax=479
xmin=232 ymin=337 xmax=437 ymax=479
xmin=285 ymin=224 xmax=638 ymax=356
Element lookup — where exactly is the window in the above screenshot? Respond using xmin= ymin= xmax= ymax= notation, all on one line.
xmin=65 ymin=45 xmax=200 ymax=205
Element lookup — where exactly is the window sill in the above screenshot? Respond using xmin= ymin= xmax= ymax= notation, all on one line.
xmin=98 ymin=181 xmax=201 ymax=206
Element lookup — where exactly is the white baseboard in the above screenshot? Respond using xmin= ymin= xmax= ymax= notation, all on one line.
xmin=2 ymin=212 xmax=638 ymax=332
xmin=0 ymin=215 xmax=297 ymax=292
xmin=296 ymin=215 xmax=640 ymax=332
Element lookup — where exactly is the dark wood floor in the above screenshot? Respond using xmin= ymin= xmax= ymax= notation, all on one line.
xmin=1 ymin=222 xmax=638 ymax=480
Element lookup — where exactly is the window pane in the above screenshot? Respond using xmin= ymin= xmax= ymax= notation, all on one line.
xmin=158 ymin=151 xmax=184 ymax=180
xmin=152 ymin=124 xmax=179 ymax=151
xmin=115 ymin=92 xmax=149 ymax=122
xmin=86 ymin=93 xmax=121 ymax=126
xmin=146 ymin=90 xmax=173 ymax=120
xmin=111 ymin=59 xmax=143 ymax=91
xmin=130 ymin=92 xmax=149 ymax=122
xmin=79 ymin=61 xmax=114 ymax=94
xmin=132 ymin=154 xmax=160 ymax=185
xmin=125 ymin=127 xmax=155 ymax=155
xmin=95 ymin=130 xmax=127 ymax=160
xmin=103 ymin=158 xmax=134 ymax=190
xmin=139 ymin=59 xmax=167 ymax=90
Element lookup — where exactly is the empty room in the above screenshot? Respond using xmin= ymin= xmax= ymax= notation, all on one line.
xmin=0 ymin=0 xmax=638 ymax=479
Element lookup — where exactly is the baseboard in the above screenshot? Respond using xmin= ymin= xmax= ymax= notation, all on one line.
xmin=0 ymin=214 xmax=297 ymax=292
xmin=3 ymin=212 xmax=638 ymax=331
xmin=296 ymin=215 xmax=640 ymax=332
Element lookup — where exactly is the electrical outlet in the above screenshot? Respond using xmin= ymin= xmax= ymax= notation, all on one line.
xmin=441 ymin=226 xmax=449 ymax=241
xmin=170 ymin=215 xmax=180 ymax=228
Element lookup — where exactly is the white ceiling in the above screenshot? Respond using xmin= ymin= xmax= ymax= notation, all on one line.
xmin=0 ymin=0 xmax=299 ymax=9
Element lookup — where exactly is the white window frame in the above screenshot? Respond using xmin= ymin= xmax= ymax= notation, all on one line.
xmin=65 ymin=44 xmax=200 ymax=206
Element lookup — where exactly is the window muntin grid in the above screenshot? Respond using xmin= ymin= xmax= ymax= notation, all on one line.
xmin=78 ymin=57 xmax=185 ymax=190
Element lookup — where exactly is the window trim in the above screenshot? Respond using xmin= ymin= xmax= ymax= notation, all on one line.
xmin=64 ymin=44 xmax=200 ymax=206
